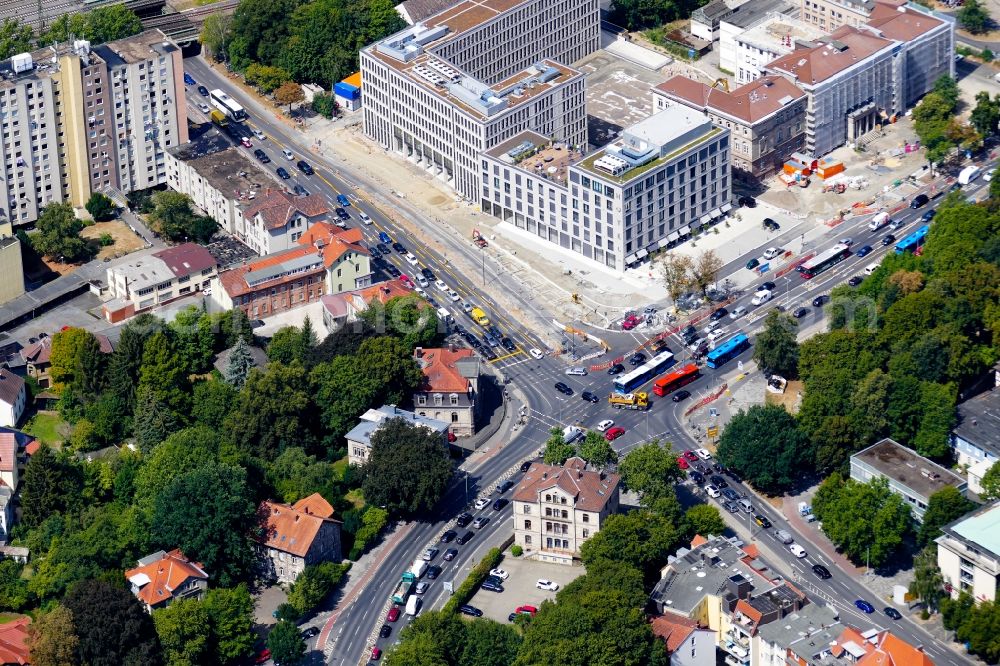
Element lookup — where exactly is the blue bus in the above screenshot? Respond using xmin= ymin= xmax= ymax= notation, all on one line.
xmin=705 ymin=333 xmax=751 ymax=369
xmin=613 ymin=351 xmax=675 ymax=393
xmin=895 ymin=225 xmax=929 ymax=254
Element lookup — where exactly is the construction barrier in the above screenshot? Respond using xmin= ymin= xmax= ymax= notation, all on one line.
xmin=684 ymin=383 xmax=728 ymax=417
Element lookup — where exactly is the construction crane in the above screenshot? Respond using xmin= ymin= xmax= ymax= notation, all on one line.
xmin=711 ymin=78 xmax=730 ymax=93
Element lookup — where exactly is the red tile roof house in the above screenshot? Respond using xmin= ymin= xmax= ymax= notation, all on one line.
xmin=242 ymin=190 xmax=332 ymax=256
xmin=254 ymin=493 xmax=343 ymax=584
xmin=0 ymin=433 xmax=18 ymax=541
xmin=212 ymin=223 xmax=372 ymax=320
xmin=0 ymin=616 xmax=32 ymax=665
xmin=412 ymin=347 xmax=482 ymax=438
xmin=22 ymin=333 xmax=114 ymax=389
xmin=650 ymin=615 xmax=716 ymax=666
xmin=0 ymin=370 xmax=25 ymax=429
xmin=319 ymin=278 xmax=413 ymax=332
xmin=125 ymin=549 xmax=210 ymax=613
xmin=104 ymin=243 xmax=218 ymax=315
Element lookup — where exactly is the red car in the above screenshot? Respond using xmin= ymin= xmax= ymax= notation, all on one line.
xmin=399 ymin=274 xmax=413 ymax=288
xmin=386 ymin=607 xmax=400 ymax=622
xmin=240 ymin=137 xmax=252 ymax=148
xmin=604 ymin=426 xmax=625 ymax=441
xmin=677 ymin=457 xmax=689 ymax=470
xmin=371 ymin=646 xmax=382 ymax=660
xmin=254 ymin=649 xmax=271 ymax=664
xmin=516 ymin=605 xmax=538 ymax=615
xmin=683 ymin=450 xmax=699 ymax=462
xmin=621 ymin=315 xmax=640 ymax=330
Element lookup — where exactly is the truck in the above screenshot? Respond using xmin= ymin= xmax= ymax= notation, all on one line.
xmin=209 ymin=109 xmax=228 ymax=126
xmin=868 ymin=211 xmax=891 ymax=231
xmin=958 ymin=165 xmax=981 ymax=186
xmin=562 ymin=426 xmax=583 ymax=443
xmin=391 ymin=572 xmax=416 ymax=604
xmin=410 ymin=559 xmax=428 ymax=579
xmin=608 ymin=392 xmax=649 ymax=410
xmin=471 ymin=307 xmax=490 ymax=326
xmin=405 ymin=595 xmax=421 ymax=616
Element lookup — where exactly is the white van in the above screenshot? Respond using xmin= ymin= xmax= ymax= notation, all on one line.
xmin=751 ymin=289 xmax=772 ymax=306
xmin=405 ymin=595 xmax=421 ymax=616
xmin=729 ymin=305 xmax=748 ymax=320
xmin=739 ymin=498 xmax=754 ymax=514
xmin=562 ymin=426 xmax=583 ymax=443
xmin=565 ymin=367 xmax=588 ymax=376
xmin=958 ymin=165 xmax=981 ymax=186
xmin=864 ymin=261 xmax=880 ymax=275
xmin=410 ymin=559 xmax=428 ymax=578
xmin=868 ymin=211 xmax=890 ymax=231
xmin=436 ymin=307 xmax=454 ymax=325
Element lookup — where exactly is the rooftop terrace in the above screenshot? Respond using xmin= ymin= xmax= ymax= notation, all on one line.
xmin=485 ymin=131 xmax=584 ymax=186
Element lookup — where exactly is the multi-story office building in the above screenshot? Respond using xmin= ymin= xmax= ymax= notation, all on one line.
xmin=653 ymin=75 xmax=806 ymax=180
xmin=717 ymin=0 xmax=794 ymax=75
xmin=360 ymin=0 xmax=597 ymax=200
xmin=481 ymin=105 xmax=730 ymax=271
xmin=0 ymin=30 xmax=186 ymax=227
xmin=937 ymin=502 xmax=1000 ymax=602
xmin=728 ymin=13 xmax=825 ymax=84
xmin=801 ymin=0 xmax=874 ymax=31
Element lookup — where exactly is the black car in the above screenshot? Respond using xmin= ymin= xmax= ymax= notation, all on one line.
xmin=884 ymin=607 xmax=902 ymax=620
xmin=482 ymin=348 xmax=497 ymax=361
xmin=812 ymin=564 xmax=832 ymax=579
xmin=250 ymin=319 xmax=265 ymax=329
xmin=725 ymin=468 xmax=742 ymax=483
xmin=792 ymin=307 xmax=809 ymax=319
xmin=882 ymin=234 xmax=896 ymax=246
xmin=607 ymin=363 xmax=625 ymax=375
xmin=554 ymin=382 xmax=573 ymax=395
xmin=762 ymin=217 xmax=779 ymax=231
xmin=443 ymin=548 xmax=458 ymax=561
xmin=812 ymin=294 xmax=829 ymax=307
xmin=710 ymin=307 xmax=728 ymax=321
xmin=459 ymin=605 xmax=483 ymax=617
xmin=672 ymin=390 xmax=690 ymax=402
xmin=689 ymin=471 xmax=705 ymax=485
xmin=753 ymin=514 xmax=772 ymax=529
xmin=296 ymin=160 xmax=314 ymax=175
xmin=301 ymin=626 xmax=319 ymax=639
xmin=456 ymin=531 xmax=474 ymax=545
xmin=292 ymin=184 xmax=308 ymax=196
xmin=721 ymin=488 xmax=741 ymax=502
xmin=581 ymin=390 xmax=599 ymax=403
xmin=498 ymin=479 xmax=515 ymax=494
xmin=739 ymin=196 xmax=757 ymax=208
xmin=682 ymin=325 xmax=698 ymax=339
xmin=922 ymin=209 xmax=936 ymax=222
xmin=501 ymin=337 xmax=516 ymax=352
xmin=520 ymin=460 xmax=534 ymax=473
xmin=492 ymin=498 xmax=509 ymax=511
xmin=480 ymin=581 xmax=504 ymax=593
xmin=456 ymin=512 xmax=473 ymax=527
xmin=440 ymin=529 xmax=457 ymax=543
xmin=375 ymin=243 xmax=390 ymax=254
xmin=379 ymin=624 xmax=392 ymax=638
xmin=335 ymin=207 xmax=350 ymax=220
xmin=910 ymin=193 xmax=929 ymax=209
xmin=710 ymin=474 xmax=728 ymax=488
xmin=848 ymin=275 xmax=864 ymax=287
xmin=276 ymin=167 xmax=290 ymax=179
xmin=629 ymin=352 xmax=646 ymax=366
xmin=426 ymin=565 xmax=442 ymax=580
xmin=253 ymin=149 xmax=270 ymax=163
xmin=760 ymin=281 xmax=775 ymax=291
xmin=197 ymin=85 xmax=209 ymax=96
xmin=393 ymin=242 xmax=407 ymax=253
xmin=385 ymin=265 xmax=401 ymax=277
xmin=421 ymin=267 xmax=435 ymax=279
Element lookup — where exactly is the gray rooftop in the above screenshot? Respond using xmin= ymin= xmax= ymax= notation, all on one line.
xmin=851 ymin=438 xmax=966 ymax=500
xmin=624 ymin=105 xmax=713 ymax=150
xmin=758 ymin=602 xmax=840 ymax=647
xmin=650 ymin=536 xmax=758 ymax=615
xmin=107 ymin=254 xmax=174 ymax=293
xmin=723 ymin=0 xmax=793 ymax=29
xmin=346 ymin=405 xmax=450 ymax=448
xmin=953 ymin=387 xmax=1000 ymax=458
xmin=940 ymin=501 xmax=1000 ymax=563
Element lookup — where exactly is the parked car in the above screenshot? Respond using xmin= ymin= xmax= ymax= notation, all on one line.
xmin=746 ymin=257 xmax=760 ymax=270
xmin=379 ymin=624 xmax=392 ymax=638
xmin=721 ymin=488 xmax=741 ymax=502
xmin=490 ymin=568 xmax=510 ymax=580
xmin=854 ymin=599 xmax=875 ymax=614
xmin=705 ymin=484 xmax=721 ymax=498
xmin=183 ymin=72 xmax=196 ymax=85
xmin=848 ymin=275 xmax=864 ymax=287
xmin=812 ymin=564 xmax=832 ymax=579
xmin=596 ymin=419 xmax=615 ymax=432
xmin=724 ymin=500 xmax=740 ymax=513
xmin=604 ymin=426 xmax=625 ymax=441
xmin=762 ymin=218 xmax=779 ymax=230
xmin=709 ymin=474 xmax=728 ymax=488
xmin=481 ymin=581 xmax=504 ymax=593
xmin=689 ymin=470 xmax=704 ymax=485
xmin=536 ymin=579 xmax=559 ymax=591
xmin=677 ymin=457 xmax=689 ymax=470
xmin=387 ymin=607 xmax=400 ymax=622
xmin=459 ymin=605 xmax=483 ymax=617
xmin=301 ymin=626 xmax=319 ymax=639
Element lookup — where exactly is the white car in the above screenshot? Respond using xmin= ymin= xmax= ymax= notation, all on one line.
xmin=762 ymin=247 xmax=783 ymax=260
xmin=529 ymin=348 xmax=544 ymax=360
xmin=489 ymin=568 xmax=509 ymax=580
xmin=706 ymin=484 xmax=721 ymax=498
xmin=695 ymin=448 xmax=712 ymax=460
xmin=405 ymin=253 xmax=419 ymax=266
xmin=596 ymin=419 xmax=615 ymax=432
xmin=447 ymin=289 xmax=461 ymax=302
xmin=435 ymin=279 xmax=448 ymax=292
xmin=708 ymin=328 xmax=727 ymax=342
xmin=838 ymin=237 xmax=853 ymax=247
xmin=252 ymin=129 xmax=266 ymax=140
xmin=462 ymin=302 xmax=474 ymax=313
xmin=414 ymin=287 xmax=427 ymax=298
xmin=751 ymin=289 xmax=772 ymax=306
xmin=414 ymin=581 xmax=429 ymax=594
xmin=474 ymin=497 xmax=490 ymax=510
xmin=789 ymin=544 xmax=807 ymax=558
xmin=282 ymin=148 xmax=294 ymax=160
xmin=703 ymin=320 xmax=721 ymax=335
xmin=360 ymin=212 xmax=372 ymax=224
xmin=416 ymin=275 xmax=429 ymax=287
xmin=536 ymin=579 xmax=559 ymax=591
xmin=197 ymin=102 xmax=211 ymax=114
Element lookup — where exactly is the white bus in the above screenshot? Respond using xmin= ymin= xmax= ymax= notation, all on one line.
xmin=209 ymin=88 xmax=247 ymax=122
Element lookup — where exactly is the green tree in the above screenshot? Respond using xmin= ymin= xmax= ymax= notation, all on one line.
xmin=191 ymin=379 xmax=237 ymax=430
xmin=151 ymin=462 xmax=256 ymax=586
xmin=107 ymin=314 xmax=161 ymax=417
xmin=200 ymin=12 xmax=233 ymax=61
xmin=942 ymin=591 xmax=975 ymax=630
xmin=909 ymin=546 xmax=946 ymax=613
xmin=287 ymin=562 xmax=350 ymax=615
xmin=267 ymin=620 xmax=305 ymax=665
xmin=959 ymin=0 xmax=990 ymax=33
xmin=981 ymin=461 xmax=1000 ymax=501
xmin=203 ymin=585 xmax=255 ymax=663
xmin=83 ymin=4 xmax=143 ymax=42
xmin=63 ymin=579 xmax=163 ymax=666
xmin=311 ymin=92 xmax=338 ymax=119
xmin=360 ymin=296 xmax=439 ymax=349
xmin=685 ymin=504 xmax=727 ymax=539
xmin=226 ymin=362 xmax=315 ymax=459
xmin=579 ymin=510 xmax=680 ymax=583
xmin=49 ymin=327 xmax=106 ymax=399
xmin=848 ymin=368 xmax=891 ymax=447
xmin=148 ymin=191 xmax=217 ymax=243
xmin=0 ymin=19 xmax=33 ymax=60
xmin=132 ymin=383 xmax=179 ymax=453
xmin=31 ymin=203 xmax=89 ymax=262
xmin=913 ymin=381 xmax=957 ymax=459
xmin=228 ymin=0 xmax=298 ymax=71
xmin=753 ymin=311 xmax=799 ymax=378
xmin=267 ymin=446 xmax=339 ymax=504
xmin=617 ymin=441 xmax=684 ymax=502
xmin=913 ymin=92 xmax=957 ymax=165
xmin=224 ymin=336 xmax=256 ymax=389
xmin=361 ymin=417 xmax=454 ymax=516
xmin=461 ymin=620 xmax=524 ymax=666
xmin=657 ymin=252 xmax=693 ymax=302
xmin=133 ymin=426 xmax=220 ymax=511
xmin=970 ymin=91 xmax=1000 ymax=139
xmin=311 ymin=355 xmax=379 ymax=446
xmin=21 ymin=444 xmax=83 ymax=528
xmin=542 ymin=428 xmax=577 ymax=465
xmin=957 ymin=600 xmax=1000 ymax=662
xmin=934 ymin=76 xmax=961 ymax=109
xmin=268 ymin=326 xmax=304 ymax=364
xmin=577 ymin=431 xmax=617 ymax=467
xmin=138 ymin=330 xmax=190 ymax=419
xmin=610 ymin=0 xmax=689 ymax=30
xmin=85 ymin=192 xmax=116 ymax=221
xmin=27 ymin=605 xmax=80 ymax=666
xmin=919 ymin=486 xmax=975 ymax=546
xmin=811 ymin=415 xmax=857 ymax=474
xmin=244 ymin=63 xmax=291 ymax=94
xmin=152 ymin=598 xmax=211 ymax=666
xmin=716 ymin=404 xmax=811 ymax=493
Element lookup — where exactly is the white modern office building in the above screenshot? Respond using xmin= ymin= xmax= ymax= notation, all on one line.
xmin=937 ymin=502 xmax=1000 ymax=602
xmin=359 ymin=0 xmax=597 ymax=200
xmin=481 ymin=105 xmax=730 ymax=271
xmin=730 ymin=13 xmax=825 ymax=84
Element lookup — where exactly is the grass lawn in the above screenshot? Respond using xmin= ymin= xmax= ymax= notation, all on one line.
xmin=0 ymin=613 xmax=24 ymax=624
xmin=344 ymin=489 xmax=366 ymax=510
xmin=332 ymin=457 xmax=350 ymax=480
xmin=24 ymin=411 xmax=69 ymax=447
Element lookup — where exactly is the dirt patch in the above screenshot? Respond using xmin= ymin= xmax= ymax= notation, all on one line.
xmin=765 ymin=379 xmax=803 ymax=413
xmin=427 ymin=195 xmax=449 ymax=206
xmin=81 ymin=221 xmax=145 ymax=261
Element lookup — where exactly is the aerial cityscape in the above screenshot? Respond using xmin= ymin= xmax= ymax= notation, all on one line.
xmin=0 ymin=0 xmax=993 ymax=663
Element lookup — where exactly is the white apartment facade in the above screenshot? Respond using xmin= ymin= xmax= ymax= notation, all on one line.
xmin=731 ymin=14 xmax=825 ymax=84
xmin=937 ymin=502 xmax=1000 ymax=602
xmin=481 ymin=105 xmax=731 ymax=271
xmin=360 ymin=0 xmax=597 ymax=200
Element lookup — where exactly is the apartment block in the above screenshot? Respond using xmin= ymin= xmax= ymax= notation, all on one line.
xmin=106 ymin=243 xmax=218 ymax=311
xmin=360 ymin=0 xmax=597 ymax=200
xmin=243 ymin=190 xmax=332 ymax=256
xmin=729 ymin=14 xmax=825 ymax=84
xmin=951 ymin=368 xmax=1000 ymax=468
xmin=482 ymin=105 xmax=731 ymax=271
xmin=412 ymin=347 xmax=481 ymax=438
xmin=0 ymin=30 xmax=186 ymax=227
xmin=801 ymin=0 xmax=874 ymax=31
xmin=937 ymin=502 xmax=1000 ymax=602
xmin=654 ymin=75 xmax=806 ymax=180
xmin=717 ymin=0 xmax=794 ymax=75
xmin=511 ymin=457 xmax=620 ymax=564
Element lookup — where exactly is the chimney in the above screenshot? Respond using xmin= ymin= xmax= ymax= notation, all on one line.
xmin=294 ymin=514 xmax=300 ymax=522
xmin=577 ymin=471 xmax=583 ymax=479
xmin=542 ymin=472 xmax=548 ymax=479
xmin=415 ymin=347 xmax=424 ymax=358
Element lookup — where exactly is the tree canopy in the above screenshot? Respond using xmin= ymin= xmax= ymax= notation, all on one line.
xmin=63 ymin=579 xmax=163 ymax=666
xmin=753 ymin=311 xmax=799 ymax=378
xmin=361 ymin=417 xmax=454 ymax=516
xmin=716 ymin=404 xmax=810 ymax=493
xmin=30 ymin=203 xmax=90 ymax=262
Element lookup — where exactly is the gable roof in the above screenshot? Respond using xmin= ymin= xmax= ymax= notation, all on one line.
xmin=860 ymin=631 xmax=935 ymax=666
xmin=243 ymin=190 xmax=330 ymax=230
xmin=0 ymin=433 xmax=16 ymax=476
xmin=865 ymin=1 xmax=943 ymax=40
xmin=414 ymin=347 xmax=476 ymax=393
xmin=125 ymin=549 xmax=209 ymax=608
xmin=22 ymin=337 xmax=51 ymax=364
xmin=292 ymin=493 xmax=335 ymax=518
xmin=0 ymin=370 xmax=24 ymax=409
xmin=512 ymin=457 xmax=620 ymax=512
xmin=650 ymin=614 xmax=703 ymax=652
xmin=23 ymin=439 xmax=39 ymax=456
xmin=154 ymin=243 xmax=218 ymax=278
xmin=0 ymin=616 xmax=30 ymax=665
xmin=257 ymin=498 xmax=341 ymax=557
xmin=765 ymin=26 xmax=894 ymax=86
xmin=655 ymin=74 xmax=805 ymax=125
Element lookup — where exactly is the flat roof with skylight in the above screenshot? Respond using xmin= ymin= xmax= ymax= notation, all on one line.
xmin=485 ymin=131 xmax=585 ymax=186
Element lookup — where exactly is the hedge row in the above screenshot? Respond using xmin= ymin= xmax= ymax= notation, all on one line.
xmin=442 ymin=547 xmax=504 ymax=614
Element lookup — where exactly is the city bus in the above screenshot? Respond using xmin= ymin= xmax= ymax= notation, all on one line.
xmin=895 ymin=225 xmax=929 ymax=254
xmin=652 ymin=363 xmax=700 ymax=397
xmin=799 ymin=244 xmax=852 ymax=279
xmin=613 ymin=351 xmax=675 ymax=394
xmin=209 ymin=88 xmax=247 ymax=122
xmin=705 ymin=333 xmax=751 ymax=369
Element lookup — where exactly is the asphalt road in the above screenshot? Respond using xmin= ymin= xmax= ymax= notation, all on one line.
xmin=180 ymin=58 xmax=983 ymax=666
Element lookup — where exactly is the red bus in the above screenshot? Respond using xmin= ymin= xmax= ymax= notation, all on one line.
xmin=652 ymin=363 xmax=700 ymax=396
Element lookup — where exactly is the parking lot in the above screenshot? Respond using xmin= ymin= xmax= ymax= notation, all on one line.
xmin=465 ymin=557 xmax=586 ymax=623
